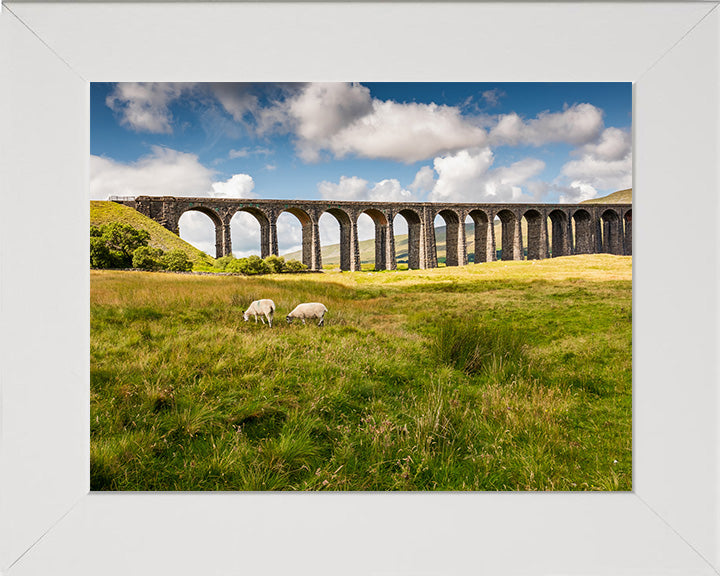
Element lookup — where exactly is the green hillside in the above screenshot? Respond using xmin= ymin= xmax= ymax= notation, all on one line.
xmin=582 ymin=188 xmax=632 ymax=204
xmin=90 ymin=201 xmax=214 ymax=267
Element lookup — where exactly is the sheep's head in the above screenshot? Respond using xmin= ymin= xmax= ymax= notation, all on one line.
xmin=243 ymin=312 xmax=250 ymax=322
xmin=286 ymin=314 xmax=292 ymax=324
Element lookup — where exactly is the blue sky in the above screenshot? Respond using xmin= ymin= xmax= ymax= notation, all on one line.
xmin=90 ymin=82 xmax=631 ymax=256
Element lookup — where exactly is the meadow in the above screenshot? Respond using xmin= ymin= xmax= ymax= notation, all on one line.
xmin=91 ymin=254 xmax=632 ymax=491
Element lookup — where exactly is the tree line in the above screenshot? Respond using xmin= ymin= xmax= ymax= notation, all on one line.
xmin=90 ymin=223 xmax=308 ymax=274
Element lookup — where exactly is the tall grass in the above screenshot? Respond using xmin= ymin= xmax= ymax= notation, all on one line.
xmin=433 ymin=319 xmax=526 ymax=377
xmin=91 ymin=255 xmax=632 ymax=491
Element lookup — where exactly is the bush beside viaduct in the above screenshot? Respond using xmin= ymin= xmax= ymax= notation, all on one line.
xmin=113 ymin=196 xmax=632 ymax=271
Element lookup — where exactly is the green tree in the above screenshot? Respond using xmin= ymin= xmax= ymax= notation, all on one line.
xmin=160 ymin=249 xmax=192 ymax=272
xmin=90 ymin=223 xmax=151 ymax=268
xmin=90 ymin=237 xmax=119 ymax=269
xmin=132 ymin=246 xmax=165 ymax=271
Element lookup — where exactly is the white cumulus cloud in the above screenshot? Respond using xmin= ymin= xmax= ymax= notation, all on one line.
xmin=209 ymin=83 xmax=260 ymax=124
xmin=558 ymin=181 xmax=599 ymax=203
xmin=409 ymin=166 xmax=436 ymax=195
xmin=560 ymin=127 xmax=632 ymax=194
xmin=489 ymin=103 xmax=604 ymax=147
xmin=325 ymin=100 xmax=487 ymax=163
xmin=90 ymin=146 xmax=216 ymax=200
xmin=429 ymin=147 xmax=494 ymax=202
xmin=318 ymin=176 xmax=413 ymax=202
xmin=369 ymin=179 xmax=413 ymax=202
xmin=428 ymin=147 xmax=545 ymax=203
xmin=211 ymin=174 xmax=256 ymax=198
xmin=105 ymin=83 xmax=195 ymax=134
xmin=578 ymin=127 xmax=631 ymax=161
xmin=318 ymin=175 xmax=370 ymax=201
xmin=289 ymin=83 xmax=373 ymax=160
xmin=278 ymin=83 xmax=487 ymax=163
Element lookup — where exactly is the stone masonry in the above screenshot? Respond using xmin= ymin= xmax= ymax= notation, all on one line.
xmin=116 ymin=196 xmax=632 ymax=271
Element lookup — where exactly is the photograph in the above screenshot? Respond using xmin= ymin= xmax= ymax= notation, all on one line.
xmin=89 ymin=81 xmax=632 ymax=491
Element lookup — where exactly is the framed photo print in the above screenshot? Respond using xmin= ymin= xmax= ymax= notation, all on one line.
xmin=1 ymin=2 xmax=718 ymax=574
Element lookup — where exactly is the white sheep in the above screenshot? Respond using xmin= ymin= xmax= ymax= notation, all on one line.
xmin=286 ymin=302 xmax=328 ymax=327
xmin=243 ymin=299 xmax=276 ymax=327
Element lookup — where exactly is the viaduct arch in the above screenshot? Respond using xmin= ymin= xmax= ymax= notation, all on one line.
xmin=115 ymin=196 xmax=632 ymax=271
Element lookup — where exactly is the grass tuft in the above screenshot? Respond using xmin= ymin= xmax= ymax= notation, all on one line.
xmin=433 ymin=318 xmax=526 ymax=377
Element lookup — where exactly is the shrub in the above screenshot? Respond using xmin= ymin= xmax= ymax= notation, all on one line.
xmin=160 ymin=249 xmax=192 ymax=272
xmin=90 ymin=223 xmax=151 ymax=268
xmin=244 ymin=255 xmax=271 ymax=275
xmin=284 ymin=259 xmax=308 ymax=273
xmin=224 ymin=258 xmax=245 ymax=274
xmin=226 ymin=255 xmax=271 ymax=275
xmin=214 ymin=255 xmax=306 ymax=275
xmin=263 ymin=255 xmax=286 ymax=274
xmin=132 ymin=246 xmax=165 ymax=271
xmin=213 ymin=255 xmax=235 ymax=272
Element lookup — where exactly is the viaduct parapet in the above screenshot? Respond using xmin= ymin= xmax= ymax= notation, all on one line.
xmin=112 ymin=196 xmax=632 ymax=271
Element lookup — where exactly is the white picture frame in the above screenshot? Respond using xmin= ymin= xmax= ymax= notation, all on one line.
xmin=1 ymin=2 xmax=718 ymax=574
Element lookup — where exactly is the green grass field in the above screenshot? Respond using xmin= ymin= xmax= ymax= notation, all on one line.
xmin=91 ymin=254 xmax=632 ymax=491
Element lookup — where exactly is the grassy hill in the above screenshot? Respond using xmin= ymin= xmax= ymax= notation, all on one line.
xmin=582 ymin=188 xmax=632 ymax=204
xmin=91 ymin=201 xmax=214 ymax=267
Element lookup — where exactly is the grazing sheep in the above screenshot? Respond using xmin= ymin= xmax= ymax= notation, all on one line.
xmin=243 ymin=299 xmax=276 ymax=327
xmin=286 ymin=302 xmax=328 ymax=327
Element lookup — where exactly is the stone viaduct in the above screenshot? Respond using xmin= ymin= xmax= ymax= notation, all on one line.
xmin=113 ymin=196 xmax=632 ymax=271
